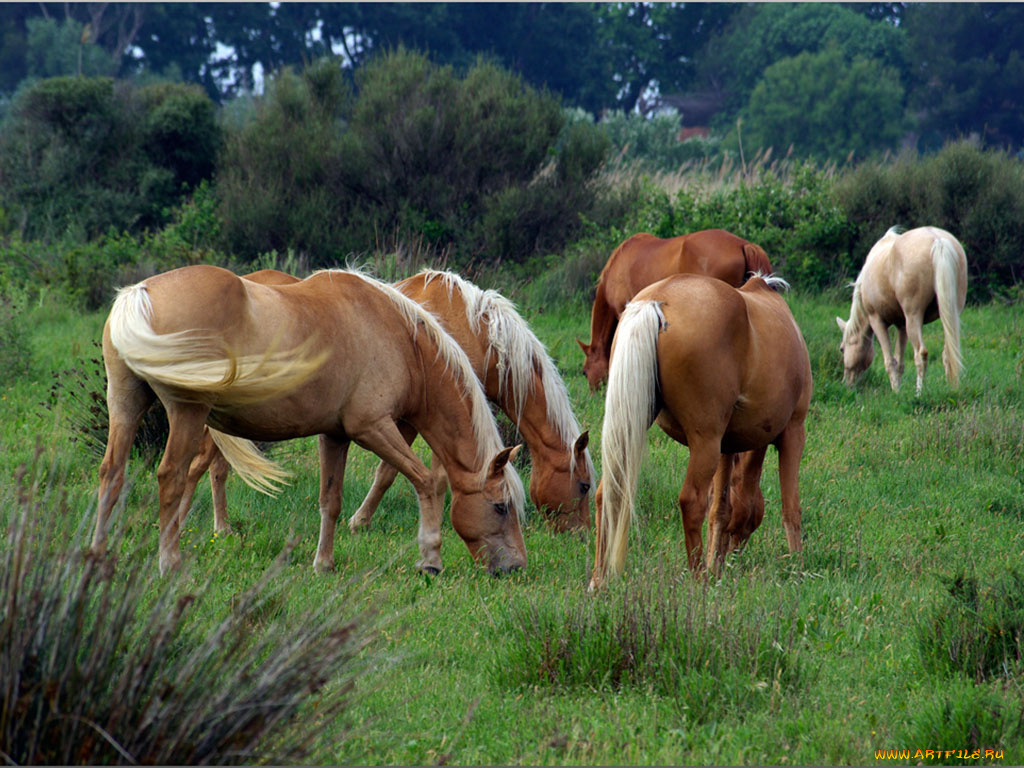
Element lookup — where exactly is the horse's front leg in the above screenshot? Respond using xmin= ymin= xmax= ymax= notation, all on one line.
xmin=868 ymin=315 xmax=900 ymax=391
xmin=905 ymin=312 xmax=929 ymax=395
xmin=156 ymin=402 xmax=211 ymax=575
xmin=353 ymin=419 xmax=447 ymax=574
xmin=349 ymin=423 xmax=419 ymax=533
xmin=314 ymin=434 xmax=351 ymax=573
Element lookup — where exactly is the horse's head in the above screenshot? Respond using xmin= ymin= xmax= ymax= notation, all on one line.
xmin=450 ymin=445 xmax=527 ymax=574
xmin=577 ymin=339 xmax=607 ymax=393
xmin=529 ymin=431 xmax=593 ymax=533
xmin=836 ymin=316 xmax=874 ymax=386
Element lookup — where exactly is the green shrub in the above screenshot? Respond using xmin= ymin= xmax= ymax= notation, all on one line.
xmin=597 ymin=108 xmax=717 ymax=173
xmin=836 ymin=141 xmax=1024 ymax=298
xmin=0 ymin=75 xmax=220 ymax=241
xmin=0 ymin=273 xmax=32 ymax=379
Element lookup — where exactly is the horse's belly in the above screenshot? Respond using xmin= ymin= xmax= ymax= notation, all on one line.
xmin=207 ymin=404 xmax=333 ymax=442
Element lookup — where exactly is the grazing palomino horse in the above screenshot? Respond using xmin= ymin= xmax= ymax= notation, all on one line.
xmin=589 ymin=273 xmax=812 ymax=589
xmin=837 ymin=226 xmax=967 ymax=395
xmin=350 ymin=269 xmax=595 ymax=532
xmin=93 ymin=266 xmax=527 ymax=576
xmin=577 ymin=229 xmax=772 ymax=392
xmin=179 ymin=269 xmax=594 ymax=534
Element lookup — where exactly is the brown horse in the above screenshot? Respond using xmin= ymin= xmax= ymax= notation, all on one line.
xmin=179 ymin=269 xmax=594 ymax=534
xmin=836 ymin=226 xmax=967 ymax=395
xmin=577 ymin=229 xmax=772 ymax=392
xmin=590 ymin=273 xmax=812 ymax=589
xmin=350 ymin=270 xmax=594 ymax=532
xmin=93 ymin=265 xmax=527 ymax=576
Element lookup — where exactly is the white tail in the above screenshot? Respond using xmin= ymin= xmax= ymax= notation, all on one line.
xmin=207 ymin=429 xmax=291 ymax=496
xmin=931 ymin=237 xmax=964 ymax=387
xmin=598 ymin=300 xmax=665 ymax=581
xmin=109 ymin=284 xmax=328 ymax=404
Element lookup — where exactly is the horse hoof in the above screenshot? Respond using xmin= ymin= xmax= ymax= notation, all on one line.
xmin=313 ymin=558 xmax=335 ymax=574
xmin=417 ymin=565 xmax=442 ymax=576
xmin=348 ymin=515 xmax=370 ymax=534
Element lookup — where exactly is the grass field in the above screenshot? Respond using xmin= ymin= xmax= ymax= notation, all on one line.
xmin=3 ymin=283 xmax=1023 ymax=765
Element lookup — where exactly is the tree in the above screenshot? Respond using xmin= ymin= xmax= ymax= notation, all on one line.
xmin=696 ymin=3 xmax=907 ymax=126
xmin=903 ymin=3 xmax=1024 ymax=152
xmin=737 ymin=44 xmax=905 ymax=162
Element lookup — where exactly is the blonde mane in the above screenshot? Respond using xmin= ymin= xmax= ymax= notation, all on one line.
xmin=315 ymin=268 xmax=526 ymax=515
xmin=418 ymin=269 xmax=596 ymax=485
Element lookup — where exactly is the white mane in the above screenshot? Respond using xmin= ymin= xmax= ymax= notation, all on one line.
xmin=418 ymin=269 xmax=596 ymax=485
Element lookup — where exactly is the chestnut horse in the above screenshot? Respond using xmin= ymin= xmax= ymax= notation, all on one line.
xmin=590 ymin=273 xmax=812 ymax=589
xmin=93 ymin=266 xmax=527 ymax=576
xmin=350 ymin=270 xmax=594 ymax=532
xmin=179 ymin=269 xmax=594 ymax=534
xmin=836 ymin=226 xmax=967 ymax=395
xmin=577 ymin=229 xmax=772 ymax=392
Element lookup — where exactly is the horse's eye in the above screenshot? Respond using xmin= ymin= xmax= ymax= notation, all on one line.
xmin=579 ymin=481 xmax=591 ymax=496
xmin=494 ymin=502 xmax=509 ymax=516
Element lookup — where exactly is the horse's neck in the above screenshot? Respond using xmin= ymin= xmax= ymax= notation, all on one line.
xmin=493 ymin=366 xmax=567 ymax=461
xmin=413 ymin=353 xmax=492 ymax=490
xmin=589 ymin=282 xmax=618 ymax=358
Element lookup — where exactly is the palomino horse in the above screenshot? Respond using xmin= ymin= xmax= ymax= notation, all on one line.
xmin=350 ymin=270 xmax=594 ymax=532
xmin=179 ymin=269 xmax=594 ymax=534
xmin=590 ymin=273 xmax=812 ymax=589
xmin=93 ymin=266 xmax=527 ymax=576
xmin=577 ymin=229 xmax=772 ymax=392
xmin=837 ymin=226 xmax=967 ymax=395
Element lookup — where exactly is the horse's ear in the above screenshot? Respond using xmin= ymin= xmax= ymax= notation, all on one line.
xmin=835 ymin=317 xmax=847 ymax=333
xmin=574 ymin=430 xmax=589 ymax=455
xmin=490 ymin=444 xmax=522 ymax=477
xmin=576 ymin=338 xmax=590 ymax=355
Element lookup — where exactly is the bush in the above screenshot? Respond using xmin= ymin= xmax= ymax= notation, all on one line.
xmin=0 ymin=75 xmax=220 ymax=241
xmin=217 ymin=50 xmax=610 ymax=268
xmin=597 ymin=108 xmax=717 ymax=173
xmin=836 ymin=141 xmax=1024 ymax=298
xmin=0 ymin=456 xmax=378 ymax=765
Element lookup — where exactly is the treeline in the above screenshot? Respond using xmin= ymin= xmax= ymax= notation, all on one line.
xmin=0 ymin=48 xmax=1023 ymax=318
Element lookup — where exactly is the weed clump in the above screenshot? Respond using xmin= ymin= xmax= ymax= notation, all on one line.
xmin=0 ymin=455 xmax=378 ymax=765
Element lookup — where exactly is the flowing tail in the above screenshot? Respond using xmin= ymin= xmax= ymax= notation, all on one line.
xmin=597 ymin=300 xmax=665 ymax=582
xmin=108 ymin=283 xmax=329 ymax=404
xmin=208 ymin=429 xmax=291 ymax=496
xmin=931 ymin=236 xmax=964 ymax=387
xmin=742 ymin=242 xmax=773 ymax=277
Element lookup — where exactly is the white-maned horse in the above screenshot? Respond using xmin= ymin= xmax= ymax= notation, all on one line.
xmin=836 ymin=226 xmax=967 ymax=395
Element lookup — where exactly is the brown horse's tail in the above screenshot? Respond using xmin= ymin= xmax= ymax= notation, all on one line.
xmin=207 ymin=429 xmax=291 ymax=496
xmin=594 ymin=300 xmax=665 ymax=587
xmin=108 ymin=283 xmax=328 ymax=405
xmin=743 ymin=243 xmax=773 ymax=278
xmin=931 ymin=235 xmax=965 ymax=387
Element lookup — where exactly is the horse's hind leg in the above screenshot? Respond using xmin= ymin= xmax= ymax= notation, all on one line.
xmin=156 ymin=401 xmax=211 ymax=575
xmin=208 ymin=449 xmax=232 ymax=534
xmin=775 ymin=422 xmax=806 ymax=557
xmin=93 ymin=351 xmax=154 ymax=555
xmin=176 ymin=427 xmax=219 ymax=531
xmin=349 ymin=423 xmax=418 ymax=533
xmin=678 ymin=437 xmax=721 ymax=577
xmin=905 ymin=312 xmax=928 ymax=395
xmin=314 ymin=434 xmax=351 ymax=573
xmin=868 ymin=315 xmax=901 ymax=391
xmin=705 ymin=453 xmax=735 ymax=575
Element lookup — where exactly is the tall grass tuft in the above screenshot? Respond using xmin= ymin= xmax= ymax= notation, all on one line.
xmin=491 ymin=574 xmax=802 ymax=722
xmin=0 ymin=452 xmax=379 ymax=765
xmin=917 ymin=569 xmax=1024 ymax=683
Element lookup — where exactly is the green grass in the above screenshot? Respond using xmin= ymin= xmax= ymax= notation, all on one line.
xmin=2 ymin=286 xmax=1023 ymax=765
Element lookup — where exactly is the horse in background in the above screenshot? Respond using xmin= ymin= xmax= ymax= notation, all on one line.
xmin=577 ymin=229 xmax=772 ymax=392
xmin=350 ymin=269 xmax=594 ymax=533
xmin=836 ymin=226 xmax=967 ymax=395
xmin=590 ymin=273 xmax=811 ymax=589
xmin=94 ymin=266 xmax=526 ymax=576
xmin=179 ymin=268 xmax=594 ymax=534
